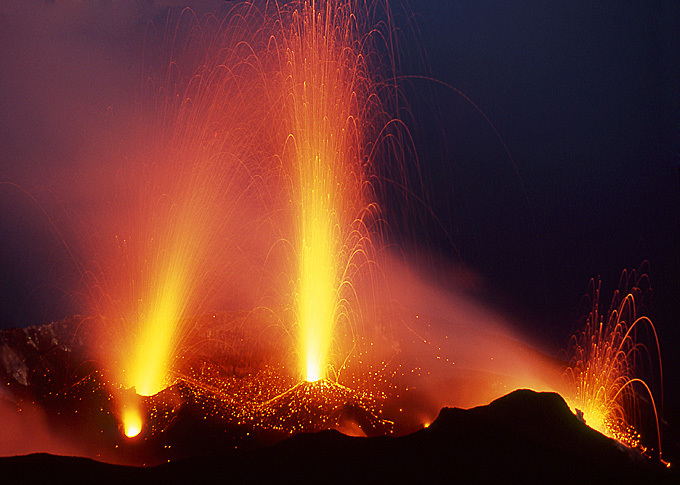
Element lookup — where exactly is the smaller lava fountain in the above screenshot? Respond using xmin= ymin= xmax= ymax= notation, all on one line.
xmin=86 ymin=6 xmax=272 ymax=436
xmin=564 ymin=269 xmax=666 ymax=462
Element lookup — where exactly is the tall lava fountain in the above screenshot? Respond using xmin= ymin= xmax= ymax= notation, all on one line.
xmin=275 ymin=0 xmax=383 ymax=382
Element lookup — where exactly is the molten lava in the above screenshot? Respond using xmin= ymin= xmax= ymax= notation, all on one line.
xmin=122 ymin=408 xmax=142 ymax=439
xmin=278 ymin=0 xmax=381 ymax=382
xmin=91 ymin=7 xmax=269 ymax=407
xmin=564 ymin=271 xmax=663 ymax=457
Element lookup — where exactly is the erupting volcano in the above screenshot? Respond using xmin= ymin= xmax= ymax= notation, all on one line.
xmin=1 ymin=0 xmax=677 ymax=482
xmin=65 ymin=0 xmax=399 ymax=443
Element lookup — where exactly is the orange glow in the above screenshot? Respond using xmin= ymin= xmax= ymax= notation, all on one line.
xmin=122 ymin=408 xmax=142 ymax=438
xmin=564 ymin=272 xmax=664 ymax=457
xmin=278 ymin=0 xmax=380 ymax=382
xmin=91 ymin=9 xmax=268 ymax=401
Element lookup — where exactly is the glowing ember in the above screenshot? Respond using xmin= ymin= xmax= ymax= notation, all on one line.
xmin=170 ymin=361 xmax=392 ymax=436
xmin=564 ymin=270 xmax=664 ymax=458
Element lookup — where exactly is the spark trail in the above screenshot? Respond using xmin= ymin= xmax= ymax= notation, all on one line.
xmin=564 ymin=270 xmax=665 ymax=461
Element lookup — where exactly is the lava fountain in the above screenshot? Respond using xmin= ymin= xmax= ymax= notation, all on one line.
xmin=273 ymin=0 xmax=385 ymax=382
xmin=564 ymin=269 xmax=665 ymax=460
xmin=90 ymin=8 xmax=269 ymax=426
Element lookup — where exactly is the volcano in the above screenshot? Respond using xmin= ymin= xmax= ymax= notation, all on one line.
xmin=0 ymin=317 xmax=673 ymax=481
xmin=0 ymin=389 xmax=674 ymax=484
xmin=1 ymin=315 xmax=676 ymax=483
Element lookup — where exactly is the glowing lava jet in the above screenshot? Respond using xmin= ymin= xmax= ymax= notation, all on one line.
xmin=276 ymin=0 xmax=384 ymax=382
xmin=564 ymin=271 xmax=665 ymax=461
xmin=89 ymin=0 xmax=395 ymax=438
xmin=94 ymin=11 xmax=266 ymax=432
xmin=122 ymin=407 xmax=143 ymax=439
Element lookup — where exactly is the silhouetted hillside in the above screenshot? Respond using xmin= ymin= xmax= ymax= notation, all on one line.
xmin=1 ymin=389 xmax=674 ymax=484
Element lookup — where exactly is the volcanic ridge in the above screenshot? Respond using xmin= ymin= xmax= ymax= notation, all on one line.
xmin=0 ymin=389 xmax=675 ymax=484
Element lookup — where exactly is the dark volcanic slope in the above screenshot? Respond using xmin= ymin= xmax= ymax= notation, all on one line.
xmin=1 ymin=389 xmax=675 ymax=484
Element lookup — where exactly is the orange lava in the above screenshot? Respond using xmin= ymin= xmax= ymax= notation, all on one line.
xmin=274 ymin=0 xmax=382 ymax=381
xmin=564 ymin=270 xmax=664 ymax=458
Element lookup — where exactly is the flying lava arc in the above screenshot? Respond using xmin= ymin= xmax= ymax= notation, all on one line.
xmin=564 ymin=270 xmax=665 ymax=461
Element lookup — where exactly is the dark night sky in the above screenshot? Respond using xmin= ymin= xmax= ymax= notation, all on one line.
xmin=400 ymin=0 xmax=680 ymax=415
xmin=1 ymin=0 xmax=679 ymax=415
xmin=402 ymin=0 xmax=679 ymax=347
